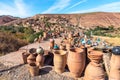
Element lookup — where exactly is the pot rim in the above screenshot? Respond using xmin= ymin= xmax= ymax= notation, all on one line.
xmin=69 ymin=48 xmax=84 ymax=53
xmin=53 ymin=50 xmax=67 ymax=55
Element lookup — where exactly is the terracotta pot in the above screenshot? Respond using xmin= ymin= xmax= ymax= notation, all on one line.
xmin=59 ymin=44 xmax=66 ymax=50
xmin=28 ymin=63 xmax=39 ymax=76
xmin=84 ymin=62 xmax=105 ymax=80
xmin=84 ymin=50 xmax=105 ymax=80
xmin=68 ymin=38 xmax=73 ymax=44
xmin=68 ymin=33 xmax=73 ymax=38
xmin=66 ymin=43 xmax=72 ymax=51
xmin=43 ymin=32 xmax=47 ymax=38
xmin=22 ymin=52 xmax=30 ymax=64
xmin=88 ymin=50 xmax=103 ymax=63
xmin=27 ymin=54 xmax=36 ymax=64
xmin=49 ymin=39 xmax=54 ymax=49
xmin=109 ymin=54 xmax=120 ymax=80
xmin=103 ymin=52 xmax=111 ymax=76
xmin=36 ymin=54 xmax=44 ymax=68
xmin=53 ymin=50 xmax=67 ymax=74
xmin=67 ymin=48 xmax=85 ymax=78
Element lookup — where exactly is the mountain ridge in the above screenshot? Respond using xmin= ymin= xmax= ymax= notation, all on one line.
xmin=0 ymin=12 xmax=120 ymax=29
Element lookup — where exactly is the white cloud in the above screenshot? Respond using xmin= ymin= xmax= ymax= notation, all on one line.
xmin=0 ymin=0 xmax=30 ymax=18
xmin=42 ymin=0 xmax=71 ymax=13
xmin=67 ymin=0 xmax=87 ymax=10
xmin=71 ymin=1 xmax=120 ymax=13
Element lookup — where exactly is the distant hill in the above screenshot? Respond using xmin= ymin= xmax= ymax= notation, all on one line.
xmin=1 ymin=12 xmax=120 ymax=29
xmin=0 ymin=15 xmax=19 ymax=26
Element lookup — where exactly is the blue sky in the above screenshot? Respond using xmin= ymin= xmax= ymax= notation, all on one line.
xmin=0 ymin=0 xmax=120 ymax=18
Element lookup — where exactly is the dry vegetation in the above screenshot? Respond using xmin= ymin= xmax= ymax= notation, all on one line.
xmin=93 ymin=36 xmax=120 ymax=46
xmin=0 ymin=32 xmax=28 ymax=55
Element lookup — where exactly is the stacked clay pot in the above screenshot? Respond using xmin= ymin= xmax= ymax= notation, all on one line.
xmin=53 ymin=50 xmax=67 ymax=74
xmin=67 ymin=48 xmax=85 ymax=78
xmin=84 ymin=49 xmax=105 ymax=80
xmin=109 ymin=46 xmax=120 ymax=80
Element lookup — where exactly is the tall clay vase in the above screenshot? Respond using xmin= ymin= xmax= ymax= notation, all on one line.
xmin=67 ymin=48 xmax=85 ymax=78
xmin=53 ymin=50 xmax=67 ymax=74
xmin=109 ymin=54 xmax=120 ymax=80
xmin=84 ymin=50 xmax=105 ymax=80
xmin=28 ymin=63 xmax=39 ymax=76
xmin=22 ymin=52 xmax=30 ymax=64
xmin=36 ymin=54 xmax=44 ymax=69
xmin=27 ymin=54 xmax=36 ymax=64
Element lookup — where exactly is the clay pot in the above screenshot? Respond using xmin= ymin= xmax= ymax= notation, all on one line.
xmin=84 ymin=50 xmax=105 ymax=80
xmin=28 ymin=63 xmax=39 ymax=76
xmin=43 ymin=32 xmax=47 ymax=38
xmin=68 ymin=33 xmax=73 ymax=38
xmin=103 ymin=52 xmax=111 ymax=76
xmin=88 ymin=50 xmax=103 ymax=63
xmin=68 ymin=38 xmax=73 ymax=44
xmin=66 ymin=43 xmax=72 ymax=51
xmin=84 ymin=62 xmax=105 ymax=80
xmin=109 ymin=54 xmax=120 ymax=80
xmin=53 ymin=50 xmax=67 ymax=74
xmin=36 ymin=54 xmax=44 ymax=68
xmin=67 ymin=48 xmax=85 ymax=78
xmin=49 ymin=39 xmax=54 ymax=49
xmin=22 ymin=52 xmax=30 ymax=64
xmin=59 ymin=44 xmax=66 ymax=50
xmin=27 ymin=54 xmax=36 ymax=64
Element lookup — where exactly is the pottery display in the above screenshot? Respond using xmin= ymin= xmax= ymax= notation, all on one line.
xmin=109 ymin=46 xmax=120 ymax=80
xmin=67 ymin=48 xmax=85 ymax=78
xmin=84 ymin=50 xmax=105 ymax=80
xmin=53 ymin=50 xmax=67 ymax=74
xmin=28 ymin=63 xmax=39 ymax=76
xmin=22 ymin=52 xmax=30 ymax=64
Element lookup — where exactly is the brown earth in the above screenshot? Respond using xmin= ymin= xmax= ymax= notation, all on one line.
xmin=1 ymin=12 xmax=120 ymax=29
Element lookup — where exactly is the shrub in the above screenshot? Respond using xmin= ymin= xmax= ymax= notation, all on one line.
xmin=0 ymin=32 xmax=28 ymax=54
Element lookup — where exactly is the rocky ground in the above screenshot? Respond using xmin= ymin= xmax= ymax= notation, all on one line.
xmin=0 ymin=62 xmax=75 ymax=80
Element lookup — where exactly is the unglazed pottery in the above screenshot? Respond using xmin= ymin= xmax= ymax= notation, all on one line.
xmin=27 ymin=54 xmax=36 ymax=64
xmin=53 ymin=50 xmax=67 ymax=74
xmin=36 ymin=54 xmax=44 ymax=68
xmin=84 ymin=50 xmax=105 ymax=80
xmin=67 ymin=48 xmax=85 ymax=78
xmin=22 ymin=52 xmax=30 ymax=64
xmin=49 ymin=39 xmax=54 ymax=49
xmin=109 ymin=54 xmax=120 ymax=80
xmin=28 ymin=63 xmax=39 ymax=76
